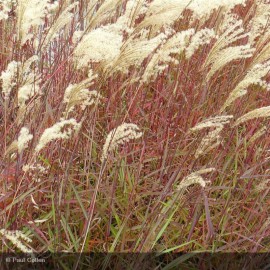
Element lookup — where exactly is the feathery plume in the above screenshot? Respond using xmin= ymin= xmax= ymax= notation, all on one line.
xmin=188 ymin=0 xmax=247 ymax=20
xmin=107 ymin=31 xmax=168 ymax=75
xmin=177 ymin=168 xmax=215 ymax=190
xmin=221 ymin=60 xmax=270 ymax=111
xmin=191 ymin=115 xmax=233 ymax=158
xmin=249 ymin=125 xmax=267 ymax=144
xmin=0 ymin=229 xmax=33 ymax=253
xmin=185 ymin=28 xmax=217 ymax=59
xmin=23 ymin=162 xmax=49 ymax=183
xmin=87 ymin=0 xmax=122 ymax=29
xmin=206 ymin=45 xmax=255 ymax=82
xmin=234 ymin=106 xmax=270 ymax=126
xmin=0 ymin=61 xmax=20 ymax=99
xmin=138 ymin=0 xmax=189 ymax=35
xmin=16 ymin=0 xmax=53 ymax=45
xmin=35 ymin=118 xmax=81 ymax=153
xmin=72 ymin=30 xmax=84 ymax=44
xmin=203 ymin=13 xmax=255 ymax=81
xmin=63 ymin=70 xmax=100 ymax=113
xmin=0 ymin=0 xmax=15 ymax=20
xmin=18 ymin=82 xmax=40 ymax=108
xmin=190 ymin=115 xmax=233 ymax=131
xmin=21 ymin=55 xmax=39 ymax=75
xmin=73 ymin=24 xmax=123 ymax=69
xmin=17 ymin=55 xmax=41 ymax=108
xmin=17 ymin=127 xmax=33 ymax=154
xmin=101 ymin=123 xmax=143 ymax=162
xmin=142 ymin=29 xmax=195 ymax=82
xmin=195 ymin=125 xmax=224 ymax=158
xmin=139 ymin=0 xmax=247 ymax=34
xmin=120 ymin=0 xmax=148 ymax=30
xmin=42 ymin=2 xmax=79 ymax=50
xmin=64 ymin=87 xmax=102 ymax=113
xmin=248 ymin=0 xmax=270 ymax=46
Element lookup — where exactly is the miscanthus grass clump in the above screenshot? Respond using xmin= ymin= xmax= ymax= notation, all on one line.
xmin=1 ymin=0 xmax=270 ymax=267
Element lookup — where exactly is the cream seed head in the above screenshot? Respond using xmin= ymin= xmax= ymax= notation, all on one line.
xmin=86 ymin=0 xmax=122 ymax=30
xmin=190 ymin=115 xmax=234 ymax=131
xmin=101 ymin=123 xmax=143 ymax=162
xmin=234 ymin=106 xmax=270 ymax=126
xmin=249 ymin=125 xmax=267 ymax=144
xmin=72 ymin=30 xmax=84 ymax=44
xmin=0 ymin=61 xmax=20 ymax=99
xmin=248 ymin=0 xmax=270 ymax=46
xmin=0 ymin=229 xmax=33 ymax=253
xmin=195 ymin=125 xmax=224 ymax=158
xmin=16 ymin=0 xmax=54 ymax=45
xmin=73 ymin=24 xmax=123 ymax=69
xmin=18 ymin=82 xmax=40 ymax=107
xmin=42 ymin=2 xmax=79 ymax=50
xmin=108 ymin=31 xmax=168 ymax=75
xmin=221 ymin=60 xmax=270 ymax=111
xmin=139 ymin=0 xmax=189 ymax=34
xmin=188 ymin=0 xmax=247 ymax=20
xmin=17 ymin=127 xmax=33 ymax=154
xmin=203 ymin=13 xmax=254 ymax=81
xmin=206 ymin=44 xmax=255 ymax=81
xmin=64 ymin=86 xmax=102 ymax=113
xmin=177 ymin=168 xmax=215 ymax=190
xmin=21 ymin=55 xmax=39 ymax=76
xmin=185 ymin=28 xmax=217 ymax=59
xmin=17 ymin=55 xmax=41 ymax=108
xmin=35 ymin=118 xmax=82 ymax=153
xmin=0 ymin=0 xmax=15 ymax=20
xmin=142 ymin=28 xmax=195 ymax=82
xmin=190 ymin=115 xmax=233 ymax=158
xmin=22 ymin=162 xmax=49 ymax=182
xmin=63 ymin=70 xmax=100 ymax=113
